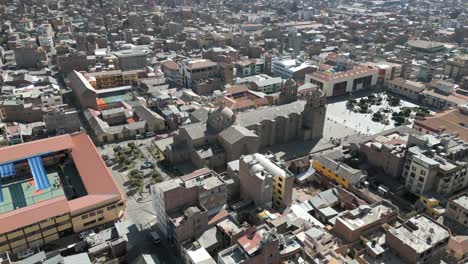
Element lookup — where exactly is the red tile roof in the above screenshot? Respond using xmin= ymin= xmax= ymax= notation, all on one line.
xmin=0 ymin=133 xmax=124 ymax=234
xmin=414 ymin=109 xmax=468 ymax=141
xmin=180 ymin=168 xmax=211 ymax=181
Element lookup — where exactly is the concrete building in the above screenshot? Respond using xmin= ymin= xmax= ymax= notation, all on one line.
xmin=57 ymin=52 xmax=95 ymax=75
xmin=305 ymin=65 xmax=378 ymax=97
xmin=421 ymin=88 xmax=468 ymax=110
xmin=287 ymin=28 xmax=302 ymax=57
xmin=248 ymin=74 xmax=283 ymax=94
xmin=333 ymin=201 xmax=398 ymax=242
xmin=181 ymin=59 xmax=219 ymax=88
xmin=0 ymin=133 xmax=125 ymax=254
xmin=444 ymin=54 xmax=468 ymax=81
xmin=165 ymin=88 xmax=326 ymax=169
xmin=234 ymin=59 xmax=265 ymax=77
xmin=217 ymin=225 xmax=280 ymax=264
xmin=14 ymin=43 xmax=42 ymax=69
xmin=446 ymin=193 xmax=468 ymax=228
xmin=68 ymin=71 xmax=98 ymax=110
xmin=151 ymin=168 xmax=227 ymax=247
xmin=114 ymin=49 xmax=148 ymax=71
xmin=359 ymin=130 xmax=410 ymax=178
xmin=181 ymin=242 xmax=217 ymax=264
xmin=402 ymin=134 xmax=468 ymax=196
xmin=386 ymin=215 xmax=450 ymax=263
xmin=447 ymin=236 xmax=468 ymax=263
xmin=43 ymin=107 xmax=82 ymax=134
xmin=272 ymin=58 xmax=315 ymax=80
xmin=0 ymin=100 xmax=43 ymax=123
xmin=386 ymin=78 xmax=426 ymax=101
xmin=365 ymin=61 xmax=402 ymax=87
xmin=407 ymin=40 xmax=445 ymax=54
xmin=239 ymin=153 xmax=294 ymax=210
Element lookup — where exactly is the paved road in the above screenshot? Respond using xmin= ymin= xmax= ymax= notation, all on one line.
xmin=98 ymin=139 xmax=180 ymax=263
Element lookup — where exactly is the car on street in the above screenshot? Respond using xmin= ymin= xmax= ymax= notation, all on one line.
xmin=79 ymin=230 xmax=95 ymax=240
xmin=141 ymin=161 xmax=154 ymax=169
xmin=18 ymin=248 xmax=35 ymax=260
xmin=149 ymin=231 xmax=161 ymax=245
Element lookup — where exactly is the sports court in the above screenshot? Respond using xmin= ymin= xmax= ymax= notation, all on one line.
xmin=0 ymin=171 xmax=64 ymax=214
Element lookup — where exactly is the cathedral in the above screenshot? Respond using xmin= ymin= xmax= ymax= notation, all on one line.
xmin=165 ymin=79 xmax=326 ymax=168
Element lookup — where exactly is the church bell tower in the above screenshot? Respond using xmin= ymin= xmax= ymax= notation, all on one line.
xmin=302 ymin=88 xmax=326 ymax=140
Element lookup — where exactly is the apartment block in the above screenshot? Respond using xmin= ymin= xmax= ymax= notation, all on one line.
xmin=333 ymin=201 xmax=398 ymax=242
xmin=386 ymin=78 xmax=426 ymax=101
xmin=446 ymin=193 xmax=468 ymax=228
xmin=402 ymin=134 xmax=468 ymax=196
xmin=239 ymin=153 xmax=294 ymax=210
xmin=151 ymin=168 xmax=228 ymax=247
xmin=218 ymin=225 xmax=280 ymax=264
xmin=386 ymin=215 xmax=450 ymax=263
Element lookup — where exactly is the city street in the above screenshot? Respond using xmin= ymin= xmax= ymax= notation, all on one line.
xmin=98 ymin=138 xmax=179 ymax=263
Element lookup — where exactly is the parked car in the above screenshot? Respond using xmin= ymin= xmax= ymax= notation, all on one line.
xmin=105 ymin=159 xmax=115 ymax=167
xmin=79 ymin=230 xmax=95 ymax=240
xmin=141 ymin=161 xmax=154 ymax=169
xmin=149 ymin=231 xmax=160 ymax=245
xmin=18 ymin=248 xmax=35 ymax=260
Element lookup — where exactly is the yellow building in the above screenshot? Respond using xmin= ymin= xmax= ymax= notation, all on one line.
xmin=0 ymin=133 xmax=125 ymax=254
xmin=272 ymin=172 xmax=294 ymax=209
xmin=312 ymin=151 xmax=366 ymax=189
xmin=88 ymin=69 xmax=145 ymax=89
xmin=419 ymin=195 xmax=445 ymax=219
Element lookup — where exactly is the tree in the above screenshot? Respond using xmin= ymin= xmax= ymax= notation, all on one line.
xmin=389 ymin=96 xmax=401 ymax=107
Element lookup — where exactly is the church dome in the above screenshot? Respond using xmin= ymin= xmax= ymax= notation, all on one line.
xmin=220 ymin=107 xmax=234 ymax=120
xmin=207 ymin=106 xmax=236 ymax=134
xmin=284 ymin=78 xmax=296 ymax=87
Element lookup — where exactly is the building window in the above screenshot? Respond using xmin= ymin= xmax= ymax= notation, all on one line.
xmin=96 ymin=209 xmax=104 ymax=214
xmin=83 ymin=220 xmax=97 ymax=227
xmin=117 ymin=202 xmax=124 ymax=207
xmin=82 ymin=214 xmax=89 ymax=220
xmin=107 ymin=205 xmax=117 ymax=211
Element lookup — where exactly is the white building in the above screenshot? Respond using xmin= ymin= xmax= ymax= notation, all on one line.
xmin=305 ymin=65 xmax=378 ymax=97
xmin=272 ymin=58 xmax=313 ymax=79
xmin=364 ymin=61 xmax=402 ymax=86
xmin=182 ymin=242 xmax=217 ymax=264
xmin=402 ymin=134 xmax=468 ymax=196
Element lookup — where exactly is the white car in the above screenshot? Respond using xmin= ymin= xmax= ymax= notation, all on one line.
xmin=17 ymin=248 xmax=34 ymax=260
xmin=79 ymin=230 xmax=95 ymax=240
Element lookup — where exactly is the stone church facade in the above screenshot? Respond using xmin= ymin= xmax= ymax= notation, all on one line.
xmin=165 ymin=79 xmax=326 ymax=168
